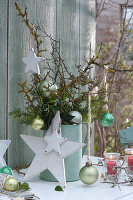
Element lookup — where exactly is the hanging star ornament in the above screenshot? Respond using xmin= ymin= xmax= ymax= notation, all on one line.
xmin=0 ymin=140 xmax=11 ymax=168
xmin=22 ymin=48 xmax=44 ymax=75
xmin=21 ymin=111 xmax=85 ymax=187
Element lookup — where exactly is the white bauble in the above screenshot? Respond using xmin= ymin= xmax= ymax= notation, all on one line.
xmin=91 ymin=86 xmax=99 ymax=97
xmin=49 ymin=83 xmax=58 ymax=91
xmin=40 ymin=80 xmax=58 ymax=97
xmin=69 ymin=111 xmax=82 ymax=124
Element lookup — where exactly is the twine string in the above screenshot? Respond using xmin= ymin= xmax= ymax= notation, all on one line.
xmin=87 ymin=92 xmax=91 ymax=162
xmin=103 ymin=66 xmax=109 ymax=111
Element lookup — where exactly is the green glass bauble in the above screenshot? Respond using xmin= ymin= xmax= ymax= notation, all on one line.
xmin=32 ymin=117 xmax=44 ymax=130
xmin=39 ymin=80 xmax=58 ymax=97
xmin=100 ymin=112 xmax=114 ymax=127
xmin=69 ymin=111 xmax=82 ymax=124
xmin=0 ymin=166 xmax=13 ymax=175
xmin=3 ymin=177 xmax=18 ymax=192
xmin=79 ymin=164 xmax=99 ymax=185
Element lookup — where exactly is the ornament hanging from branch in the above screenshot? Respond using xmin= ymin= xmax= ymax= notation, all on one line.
xmin=100 ymin=66 xmax=114 ymax=127
xmin=22 ymin=48 xmax=44 ymax=75
xmin=79 ymin=91 xmax=99 ymax=185
xmin=21 ymin=111 xmax=85 ymax=187
xmin=32 ymin=116 xmax=44 ymax=130
xmin=39 ymin=80 xmax=58 ymax=97
xmin=100 ymin=112 xmax=114 ymax=127
xmin=69 ymin=111 xmax=82 ymax=124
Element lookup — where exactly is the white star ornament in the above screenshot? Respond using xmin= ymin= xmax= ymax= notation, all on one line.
xmin=22 ymin=48 xmax=44 ymax=75
xmin=21 ymin=111 xmax=85 ymax=187
xmin=44 ymin=134 xmax=67 ymax=155
xmin=0 ymin=140 xmax=11 ymax=168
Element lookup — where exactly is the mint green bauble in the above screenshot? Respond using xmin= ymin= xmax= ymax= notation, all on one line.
xmin=0 ymin=166 xmax=13 ymax=175
xmin=3 ymin=177 xmax=18 ymax=192
xmin=100 ymin=112 xmax=114 ymax=127
xmin=79 ymin=164 xmax=99 ymax=185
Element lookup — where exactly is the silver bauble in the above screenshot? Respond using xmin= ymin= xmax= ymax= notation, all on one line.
xmin=3 ymin=177 xmax=19 ymax=191
xmin=69 ymin=111 xmax=82 ymax=124
xmin=40 ymin=80 xmax=58 ymax=97
xmin=79 ymin=163 xmax=99 ymax=185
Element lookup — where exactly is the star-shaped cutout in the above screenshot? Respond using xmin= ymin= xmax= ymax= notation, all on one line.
xmin=0 ymin=140 xmax=11 ymax=168
xmin=22 ymin=48 xmax=44 ymax=75
xmin=21 ymin=111 xmax=85 ymax=187
xmin=44 ymin=133 xmax=67 ymax=154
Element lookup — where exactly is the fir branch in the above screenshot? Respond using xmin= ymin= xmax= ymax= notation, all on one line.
xmin=9 ymin=108 xmax=35 ymax=125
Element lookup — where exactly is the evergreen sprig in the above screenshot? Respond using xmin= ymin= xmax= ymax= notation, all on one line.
xmin=9 ymin=108 xmax=35 ymax=125
xmin=17 ymin=182 xmax=30 ymax=191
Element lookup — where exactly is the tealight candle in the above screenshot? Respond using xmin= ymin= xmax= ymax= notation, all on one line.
xmin=104 ymin=152 xmax=120 ymax=181
xmin=125 ymin=148 xmax=133 ymax=176
xmin=107 ymin=160 xmax=117 ymax=175
xmin=128 ymin=156 xmax=133 ymax=171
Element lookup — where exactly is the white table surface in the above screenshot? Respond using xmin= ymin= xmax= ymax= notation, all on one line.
xmin=1 ymin=156 xmax=133 ymax=200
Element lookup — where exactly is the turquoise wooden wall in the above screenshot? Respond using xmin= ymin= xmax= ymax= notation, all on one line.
xmin=0 ymin=0 xmax=95 ymax=168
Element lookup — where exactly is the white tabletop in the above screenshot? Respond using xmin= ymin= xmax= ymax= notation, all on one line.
xmin=1 ymin=156 xmax=133 ymax=200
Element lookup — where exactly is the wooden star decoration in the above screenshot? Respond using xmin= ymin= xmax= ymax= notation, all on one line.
xmin=0 ymin=140 xmax=11 ymax=168
xmin=21 ymin=111 xmax=85 ymax=187
xmin=22 ymin=48 xmax=44 ymax=75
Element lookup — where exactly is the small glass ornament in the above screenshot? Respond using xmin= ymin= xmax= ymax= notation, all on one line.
xmin=69 ymin=111 xmax=82 ymax=124
xmin=125 ymin=147 xmax=133 ymax=178
xmin=0 ymin=166 xmax=13 ymax=175
xmin=79 ymin=162 xmax=99 ymax=185
xmin=0 ymin=173 xmax=18 ymax=192
xmin=103 ymin=152 xmax=121 ymax=181
xmin=100 ymin=112 xmax=114 ymax=127
xmin=39 ymin=80 xmax=58 ymax=97
xmin=3 ymin=177 xmax=18 ymax=192
xmin=32 ymin=117 xmax=44 ymax=130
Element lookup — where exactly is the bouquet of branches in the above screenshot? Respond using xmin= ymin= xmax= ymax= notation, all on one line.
xmin=10 ymin=3 xmax=133 ymax=132
xmin=9 ymin=3 xmax=108 ymax=130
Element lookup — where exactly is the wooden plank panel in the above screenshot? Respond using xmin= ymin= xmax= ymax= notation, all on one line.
xmin=56 ymin=0 xmax=80 ymax=74
xmin=56 ymin=0 xmax=95 ymax=155
xmin=0 ymin=0 xmax=7 ymax=140
xmin=8 ymin=0 xmax=56 ymax=167
xmin=80 ymin=0 xmax=96 ymax=155
xmin=80 ymin=0 xmax=95 ymax=73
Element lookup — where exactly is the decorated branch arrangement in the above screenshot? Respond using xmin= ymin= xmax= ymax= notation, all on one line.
xmin=10 ymin=3 xmax=133 ymax=133
xmin=9 ymin=3 xmax=119 ymax=131
xmin=7 ymin=2 xmax=133 ymax=191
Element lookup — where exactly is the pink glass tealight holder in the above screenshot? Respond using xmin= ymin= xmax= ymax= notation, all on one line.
xmin=104 ymin=152 xmax=121 ymax=181
xmin=125 ymin=148 xmax=133 ymax=176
